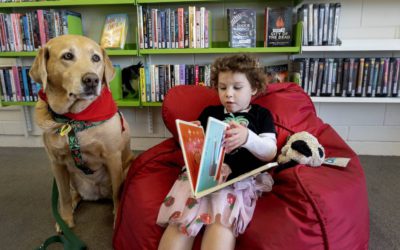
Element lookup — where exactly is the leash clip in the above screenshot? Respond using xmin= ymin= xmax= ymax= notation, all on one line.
xmin=59 ymin=124 xmax=72 ymax=136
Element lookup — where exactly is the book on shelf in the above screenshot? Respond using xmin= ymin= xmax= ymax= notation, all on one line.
xmin=176 ymin=118 xmax=278 ymax=198
xmin=228 ymin=8 xmax=256 ymax=48
xmin=100 ymin=13 xmax=128 ymax=49
xmin=0 ymin=66 xmax=40 ymax=102
xmin=291 ymin=56 xmax=400 ymax=98
xmin=298 ymin=2 xmax=341 ymax=46
xmin=264 ymin=7 xmax=293 ymax=47
xmin=0 ymin=10 xmax=82 ymax=52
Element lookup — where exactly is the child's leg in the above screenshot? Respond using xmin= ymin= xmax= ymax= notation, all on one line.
xmin=201 ymin=216 xmax=235 ymax=250
xmin=158 ymin=224 xmax=195 ymax=250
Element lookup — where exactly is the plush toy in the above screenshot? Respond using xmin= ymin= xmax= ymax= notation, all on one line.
xmin=275 ymin=131 xmax=325 ymax=173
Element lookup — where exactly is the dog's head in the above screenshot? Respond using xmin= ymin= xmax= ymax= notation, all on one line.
xmin=29 ymin=34 xmax=115 ymax=114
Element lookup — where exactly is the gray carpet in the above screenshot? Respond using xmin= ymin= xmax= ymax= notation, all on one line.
xmin=0 ymin=148 xmax=399 ymax=250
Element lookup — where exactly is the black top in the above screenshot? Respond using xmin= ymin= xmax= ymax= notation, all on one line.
xmin=198 ymin=104 xmax=276 ymax=179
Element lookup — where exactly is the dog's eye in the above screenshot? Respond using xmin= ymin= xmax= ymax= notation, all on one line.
xmin=92 ymin=54 xmax=101 ymax=62
xmin=62 ymin=52 xmax=74 ymax=60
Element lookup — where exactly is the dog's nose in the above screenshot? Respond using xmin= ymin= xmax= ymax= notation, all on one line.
xmin=82 ymin=73 xmax=99 ymax=88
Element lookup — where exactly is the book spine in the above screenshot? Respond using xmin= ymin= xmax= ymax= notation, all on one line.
xmin=318 ymin=4 xmax=324 ymax=46
xmin=355 ymin=58 xmax=365 ymax=97
xmin=312 ymin=4 xmax=318 ymax=46
xmin=177 ymin=8 xmax=184 ymax=48
xmin=335 ymin=58 xmax=343 ymax=96
xmin=139 ymin=67 xmax=146 ymax=102
xmin=366 ymin=58 xmax=375 ymax=97
xmin=382 ymin=58 xmax=389 ymax=96
xmin=391 ymin=58 xmax=400 ymax=96
xmin=322 ymin=3 xmax=329 ymax=45
xmin=204 ymin=10 xmax=209 ymax=48
xmin=341 ymin=58 xmax=349 ymax=97
xmin=166 ymin=8 xmax=171 ymax=49
xmin=332 ymin=3 xmax=341 ymax=45
xmin=307 ymin=4 xmax=313 ymax=45
xmin=195 ymin=10 xmax=200 ymax=48
xmin=0 ymin=69 xmax=6 ymax=101
xmin=361 ymin=58 xmax=370 ymax=97
xmin=327 ymin=3 xmax=335 ymax=45
xmin=170 ymin=10 xmax=175 ymax=49
xmin=376 ymin=59 xmax=384 ymax=96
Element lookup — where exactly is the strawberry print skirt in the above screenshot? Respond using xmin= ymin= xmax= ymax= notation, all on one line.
xmin=156 ymin=170 xmax=274 ymax=237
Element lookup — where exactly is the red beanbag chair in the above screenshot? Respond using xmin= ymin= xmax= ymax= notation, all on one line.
xmin=113 ymin=83 xmax=369 ymax=250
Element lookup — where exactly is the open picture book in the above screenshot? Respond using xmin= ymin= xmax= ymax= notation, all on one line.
xmin=176 ymin=117 xmax=278 ymax=198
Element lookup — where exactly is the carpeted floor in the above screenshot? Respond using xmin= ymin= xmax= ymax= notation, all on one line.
xmin=0 ymin=148 xmax=399 ymax=250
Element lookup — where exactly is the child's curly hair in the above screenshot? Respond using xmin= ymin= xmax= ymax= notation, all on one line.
xmin=210 ymin=54 xmax=267 ymax=94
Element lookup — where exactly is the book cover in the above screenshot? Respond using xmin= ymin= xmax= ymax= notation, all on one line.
xmin=100 ymin=13 xmax=128 ymax=49
xmin=265 ymin=7 xmax=293 ymax=47
xmin=176 ymin=118 xmax=277 ymax=198
xmin=228 ymin=8 xmax=256 ymax=48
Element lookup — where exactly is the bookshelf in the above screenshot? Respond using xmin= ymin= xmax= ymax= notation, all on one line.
xmin=0 ymin=0 xmax=302 ymax=108
xmin=302 ymin=39 xmax=400 ymax=52
xmin=0 ymin=0 xmax=139 ymax=107
xmin=299 ymin=37 xmax=400 ymax=102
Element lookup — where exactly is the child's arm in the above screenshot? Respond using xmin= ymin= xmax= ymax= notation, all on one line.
xmin=225 ymin=121 xmax=277 ymax=161
xmin=242 ymin=130 xmax=277 ymax=161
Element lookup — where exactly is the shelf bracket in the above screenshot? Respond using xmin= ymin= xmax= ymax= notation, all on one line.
xmin=147 ymin=107 xmax=153 ymax=134
xmin=21 ymin=106 xmax=33 ymax=136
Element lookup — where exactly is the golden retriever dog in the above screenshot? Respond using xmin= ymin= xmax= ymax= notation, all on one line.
xmin=29 ymin=34 xmax=134 ymax=231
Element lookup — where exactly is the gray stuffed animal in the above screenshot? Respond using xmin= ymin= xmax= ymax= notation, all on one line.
xmin=275 ymin=131 xmax=325 ymax=173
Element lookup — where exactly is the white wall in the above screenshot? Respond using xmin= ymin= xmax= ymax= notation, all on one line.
xmin=1 ymin=0 xmax=400 ymax=155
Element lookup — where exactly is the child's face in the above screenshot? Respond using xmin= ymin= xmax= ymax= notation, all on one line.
xmin=217 ymin=71 xmax=257 ymax=113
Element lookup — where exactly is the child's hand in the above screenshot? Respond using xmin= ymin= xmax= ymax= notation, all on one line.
xmin=224 ymin=121 xmax=248 ymax=153
xmin=191 ymin=120 xmax=201 ymax=126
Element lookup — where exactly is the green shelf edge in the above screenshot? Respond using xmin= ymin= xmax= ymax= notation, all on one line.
xmin=141 ymin=102 xmax=162 ymax=107
xmin=1 ymin=101 xmax=36 ymax=106
xmin=115 ymin=99 xmax=141 ymax=107
xmin=138 ymin=0 xmax=301 ymax=4
xmin=139 ymin=46 xmax=299 ymax=55
xmin=140 ymin=22 xmax=302 ymax=55
xmin=0 ymin=0 xmax=135 ymax=8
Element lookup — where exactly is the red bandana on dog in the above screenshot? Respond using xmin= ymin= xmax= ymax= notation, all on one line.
xmin=38 ymin=87 xmax=117 ymax=122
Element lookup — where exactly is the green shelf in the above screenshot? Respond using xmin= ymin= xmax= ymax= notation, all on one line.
xmin=139 ymin=22 xmax=302 ymax=55
xmin=138 ymin=0 xmax=219 ymax=3
xmin=1 ymin=101 xmax=36 ymax=106
xmin=115 ymin=98 xmax=141 ymax=107
xmin=141 ymin=102 xmax=162 ymax=107
xmin=0 ymin=0 xmax=135 ymax=8
xmin=138 ymin=0 xmax=301 ymax=4
xmin=106 ymin=49 xmax=138 ymax=56
xmin=140 ymin=45 xmax=300 ymax=55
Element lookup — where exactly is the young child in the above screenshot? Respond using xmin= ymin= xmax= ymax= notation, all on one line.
xmin=157 ymin=54 xmax=277 ymax=250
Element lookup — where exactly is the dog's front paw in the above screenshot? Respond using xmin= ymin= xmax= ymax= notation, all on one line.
xmin=55 ymin=217 xmax=75 ymax=233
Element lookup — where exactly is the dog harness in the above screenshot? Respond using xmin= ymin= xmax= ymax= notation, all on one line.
xmin=38 ymin=88 xmax=124 ymax=175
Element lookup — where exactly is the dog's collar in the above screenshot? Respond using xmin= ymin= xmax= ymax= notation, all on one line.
xmin=39 ymin=87 xmax=119 ymax=175
xmin=38 ymin=87 xmax=117 ymax=122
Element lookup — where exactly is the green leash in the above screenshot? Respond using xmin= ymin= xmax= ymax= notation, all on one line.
xmin=36 ymin=179 xmax=87 ymax=250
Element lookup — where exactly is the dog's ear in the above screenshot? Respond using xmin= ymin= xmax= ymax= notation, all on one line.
xmin=29 ymin=47 xmax=49 ymax=90
xmin=102 ymin=48 xmax=115 ymax=88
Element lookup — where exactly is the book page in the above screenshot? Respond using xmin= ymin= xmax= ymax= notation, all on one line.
xmin=176 ymin=119 xmax=204 ymax=193
xmin=196 ymin=162 xmax=278 ymax=198
xmin=195 ymin=117 xmax=228 ymax=194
